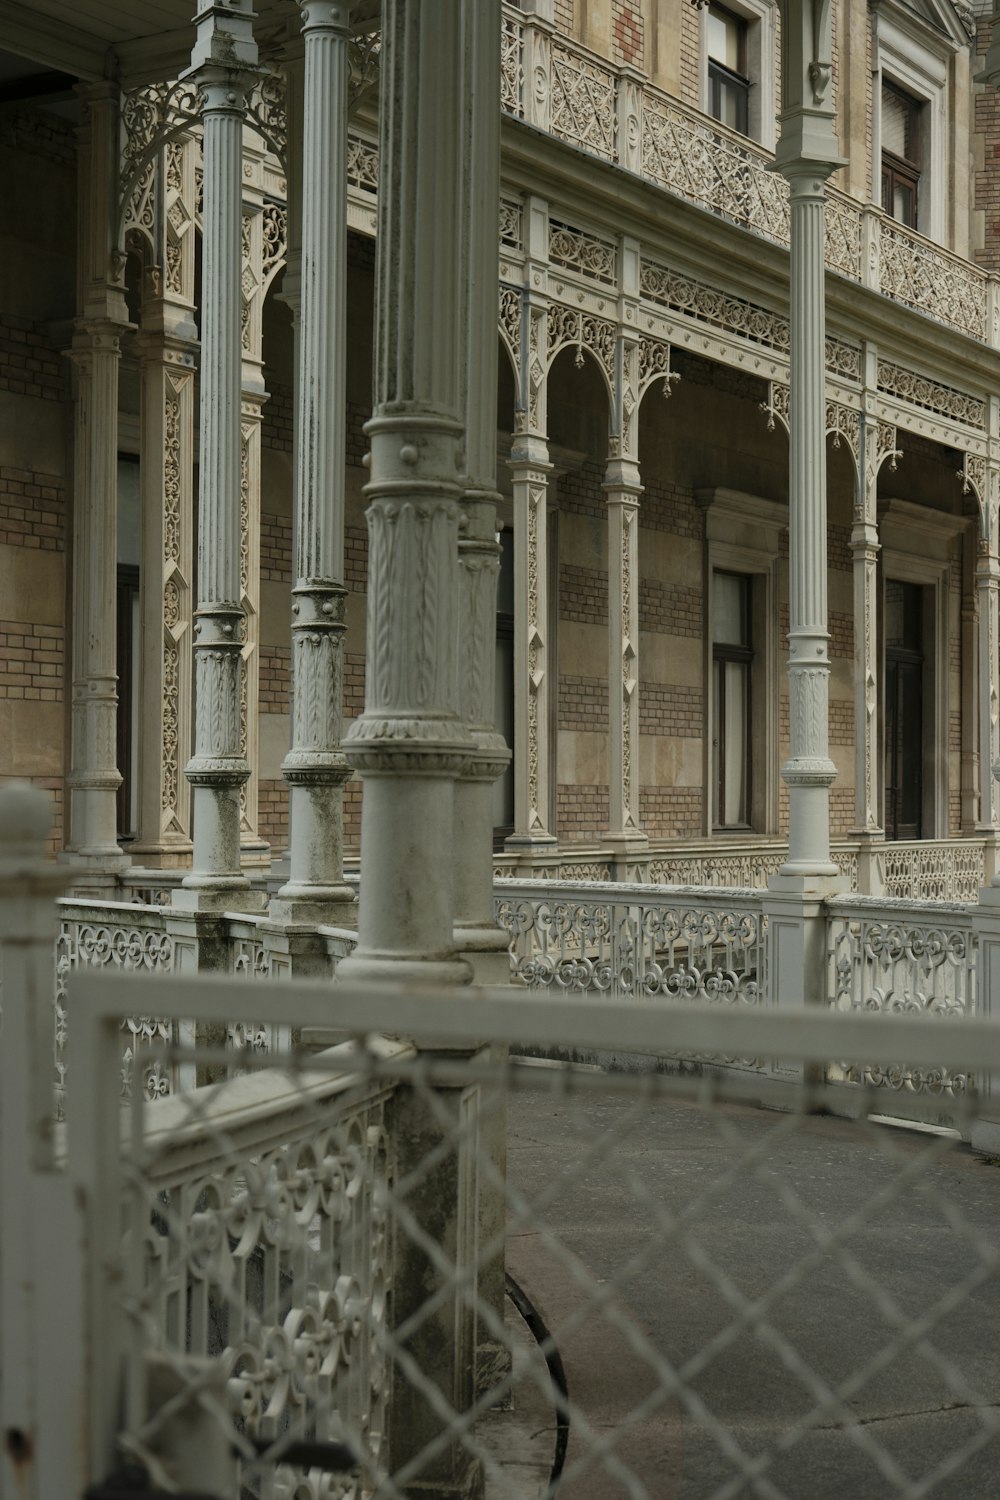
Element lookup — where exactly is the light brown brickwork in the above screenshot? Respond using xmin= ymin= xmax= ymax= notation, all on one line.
xmin=559 ymin=564 xmax=607 ymax=623
xmin=345 ymin=529 xmax=368 ymax=592
xmin=639 ymin=681 xmax=703 ymax=737
xmin=975 ymin=18 xmax=1000 ymax=270
xmin=559 ymin=674 xmax=609 ymax=729
xmin=639 ymin=483 xmax=704 ymax=540
xmin=828 ymin=609 xmax=853 ymax=660
xmin=0 ymin=620 xmax=64 ymax=700
xmin=829 ymin=697 xmax=854 ymax=746
xmin=0 ymin=468 xmax=66 ymax=551
xmin=260 ymin=511 xmax=291 ymax=582
xmin=259 ymin=645 xmax=290 ymax=712
xmin=557 ymin=782 xmax=609 ymax=840
xmin=639 ymin=785 xmax=702 ymax=839
xmin=344 ymin=651 xmax=366 ymax=719
xmin=638 ymin=577 xmax=702 ymax=637
xmin=257 ymin=779 xmax=288 ymax=850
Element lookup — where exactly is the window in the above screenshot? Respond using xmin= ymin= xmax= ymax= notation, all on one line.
xmin=707 ymin=4 xmax=749 ymax=136
xmin=116 ymin=456 xmax=141 ymax=840
xmin=883 ymin=579 xmax=925 ymax=840
xmin=880 ymin=82 xmax=921 ymax=230
xmin=712 ymin=571 xmax=752 ymax=829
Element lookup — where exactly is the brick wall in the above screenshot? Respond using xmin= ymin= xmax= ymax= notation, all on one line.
xmin=638 ymin=577 xmax=701 ymax=637
xmin=344 ymin=650 xmax=366 ymax=720
xmin=0 ymin=467 xmax=66 ymax=551
xmin=260 ymin=511 xmax=291 ymax=582
xmin=612 ymin=0 xmax=643 ymax=66
xmin=557 ymin=782 xmax=609 ymax=841
xmin=554 ymin=0 xmax=574 ymax=38
xmin=639 ymin=785 xmax=702 ymax=839
xmin=557 ymin=459 xmax=605 ymax=520
xmin=257 ymin=778 xmax=288 ymax=850
xmin=346 ymin=398 xmax=370 ymax=467
xmin=559 ymin=674 xmax=608 ymax=729
xmin=259 ymin=645 xmax=290 ymax=712
xmin=829 ymin=609 xmax=853 ymax=660
xmin=559 ymin=563 xmax=607 ymax=623
xmin=679 ymin=0 xmax=701 ymax=107
xmin=0 ymin=316 xmax=67 ymax=404
xmin=828 ymin=521 xmax=852 ymax=573
xmin=829 ymin=696 xmax=854 ymax=746
xmin=830 ymin=786 xmax=854 ymax=839
xmin=261 ymin=377 xmax=293 ymax=453
xmin=976 ymin=18 xmax=1000 ymax=270
xmin=639 ymin=681 xmax=702 ymax=737
xmin=0 ymin=620 xmax=63 ymax=701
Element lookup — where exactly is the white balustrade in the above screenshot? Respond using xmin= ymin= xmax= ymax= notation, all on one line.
xmin=827 ymin=894 xmax=977 ymax=1102
xmin=495 ymin=877 xmax=766 ymax=1008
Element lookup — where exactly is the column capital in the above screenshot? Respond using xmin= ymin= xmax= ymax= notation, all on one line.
xmin=188 ymin=0 xmax=258 ymax=76
xmin=298 ymin=0 xmax=352 ymax=34
xmin=602 ymin=457 xmax=642 ymax=498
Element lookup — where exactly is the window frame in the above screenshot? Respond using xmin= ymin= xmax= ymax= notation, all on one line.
xmin=698 ymin=0 xmax=776 ymax=150
xmin=879 ymin=80 xmax=922 ymax=230
xmin=707 ymin=4 xmax=750 ymax=137
xmin=697 ymin=489 xmax=784 ymax=840
xmin=712 ymin=570 xmax=754 ymax=830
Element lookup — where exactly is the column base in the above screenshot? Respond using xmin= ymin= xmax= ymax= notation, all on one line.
xmin=269 ymin=887 xmax=358 ymax=928
xmin=58 ymin=849 xmax=132 ymax=900
xmin=604 ymin=832 xmax=650 ymax=883
xmin=172 ymin=881 xmax=268 ymax=915
xmin=335 ymin=949 xmax=473 ymax=988
xmin=239 ymin=835 xmax=272 ymax=870
xmin=126 ymin=841 xmax=194 ymax=871
xmin=454 ymin=922 xmax=511 ymax=985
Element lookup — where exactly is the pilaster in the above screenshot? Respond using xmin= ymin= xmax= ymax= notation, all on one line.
xmin=337 ymin=1 xmax=473 ymax=992
xmin=65 ymin=83 xmax=131 ymax=880
xmin=964 ymin=433 xmax=1000 ymax=877
xmin=604 ymin=458 xmax=646 ymax=860
xmin=272 ymin=0 xmax=355 ymax=926
xmin=177 ymin=1 xmax=262 ymax=912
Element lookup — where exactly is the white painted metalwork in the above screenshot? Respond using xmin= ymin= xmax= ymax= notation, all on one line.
xmin=495 ymin=877 xmax=765 ymax=1010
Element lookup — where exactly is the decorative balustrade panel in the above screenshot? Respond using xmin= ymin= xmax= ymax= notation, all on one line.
xmin=880 ymin=840 xmax=985 ymax=903
xmin=640 ymin=93 xmax=789 ymax=246
xmin=124 ymin=1048 xmax=399 ymax=1496
xmin=549 ymin=39 xmax=616 ymax=160
xmin=55 ymin=899 xmax=180 ymax=1117
xmin=879 ymin=222 xmax=988 ymax=342
xmin=495 ymin=879 xmax=765 ymax=1013
xmin=827 ymin=896 xmax=977 ymax=1101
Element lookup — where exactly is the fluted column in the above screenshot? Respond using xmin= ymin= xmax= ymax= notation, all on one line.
xmin=271 ymin=0 xmax=354 ymax=921
xmin=453 ymin=0 xmax=510 ymax=975
xmin=178 ymin=1 xmax=260 ymax=906
xmin=338 ymin=1 xmax=471 ymax=986
xmin=65 ymin=84 xmax=130 ymax=877
xmin=605 ymin=457 xmax=646 ymax=856
xmin=773 ymin=0 xmax=840 ymax=880
xmin=780 ymin=164 xmax=838 ymax=876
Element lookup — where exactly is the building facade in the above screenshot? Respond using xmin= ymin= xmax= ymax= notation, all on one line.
xmin=2 ymin=0 xmax=1000 ymax=901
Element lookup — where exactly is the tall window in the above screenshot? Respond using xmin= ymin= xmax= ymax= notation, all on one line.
xmin=883 ymin=579 xmax=924 ymax=840
xmin=707 ymin=3 xmax=749 ymax=136
xmin=881 ymin=82 xmax=921 ymax=230
xmin=712 ymin=571 xmax=752 ymax=829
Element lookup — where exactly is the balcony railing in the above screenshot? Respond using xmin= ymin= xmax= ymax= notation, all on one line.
xmin=499 ymin=4 xmax=997 ymax=348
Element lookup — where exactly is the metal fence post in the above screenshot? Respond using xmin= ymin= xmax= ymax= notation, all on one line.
xmin=0 ymin=782 xmax=85 ymax=1499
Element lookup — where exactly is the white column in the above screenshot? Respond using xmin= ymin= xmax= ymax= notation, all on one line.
xmin=338 ymin=1 xmax=471 ymax=986
xmin=851 ymin=417 xmax=883 ymax=841
xmin=453 ymin=0 xmax=510 ymax=976
xmin=178 ymin=1 xmax=260 ymax=907
xmin=773 ymin=0 xmax=840 ymax=880
xmin=65 ymin=84 xmax=130 ymax=878
xmin=272 ymin=0 xmax=354 ymax=921
xmin=508 ymin=433 xmax=555 ymax=849
xmin=975 ymin=457 xmax=1000 ymax=850
xmin=604 ymin=457 xmax=645 ymax=852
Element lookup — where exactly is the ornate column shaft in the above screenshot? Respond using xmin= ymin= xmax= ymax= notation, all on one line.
xmin=66 ymin=84 xmax=130 ymax=874
xmin=338 ymin=0 xmax=472 ymax=987
xmin=453 ymin=0 xmax=510 ymax=973
xmin=851 ymin=416 xmax=883 ymax=842
xmin=508 ymin=432 xmax=555 ymax=848
xmin=272 ymin=0 xmax=354 ymax=920
xmin=604 ymin=458 xmax=645 ymax=850
xmin=133 ymin=137 xmax=198 ymax=866
xmin=773 ymin=0 xmax=840 ymax=880
xmin=178 ymin=1 xmax=260 ymax=905
xmin=974 ymin=459 xmax=1000 ymax=840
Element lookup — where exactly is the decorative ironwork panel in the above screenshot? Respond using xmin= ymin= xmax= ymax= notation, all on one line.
xmin=549 ymin=40 xmax=616 ymax=160
xmin=880 ymin=841 xmax=986 ymax=903
xmin=549 ymin=218 xmax=617 ymax=284
xmin=500 ymin=8 xmax=524 ymax=118
xmin=827 ymin=896 xmax=976 ymax=1100
xmin=879 ymin=222 xmax=988 ymax=343
xmin=877 ymin=360 xmax=986 ymax=430
xmin=640 ymin=260 xmax=790 ymax=352
xmin=54 ymin=902 xmax=177 ymax=1116
xmin=347 ymin=131 xmax=379 ymax=193
xmin=640 ymin=94 xmax=789 ymax=245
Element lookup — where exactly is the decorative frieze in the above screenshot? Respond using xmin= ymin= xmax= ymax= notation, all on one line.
xmin=548 ymin=218 xmax=617 ymax=284
xmin=878 ymin=360 xmax=986 ymax=431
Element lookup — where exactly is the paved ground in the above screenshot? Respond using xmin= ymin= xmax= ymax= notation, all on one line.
xmin=479 ymin=1075 xmax=1000 ymax=1499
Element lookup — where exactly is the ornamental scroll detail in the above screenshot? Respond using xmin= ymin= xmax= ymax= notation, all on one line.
xmin=549 ymin=218 xmax=617 ymax=285
xmin=118 ymin=79 xmax=204 ymax=256
xmin=878 ymin=360 xmax=986 ymax=431
xmin=547 ymin=303 xmax=616 ymax=389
